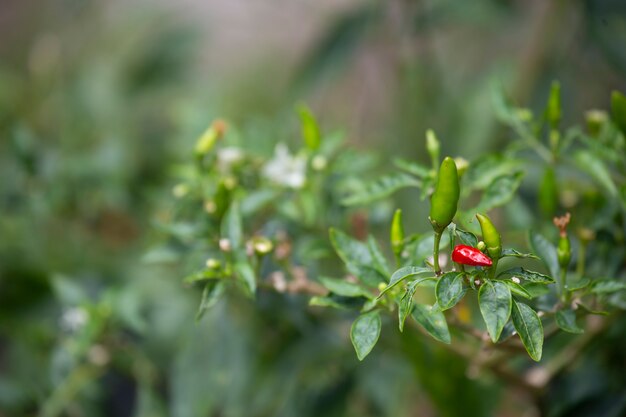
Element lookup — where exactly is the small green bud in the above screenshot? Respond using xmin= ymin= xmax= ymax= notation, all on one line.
xmin=251 ymin=236 xmax=273 ymax=255
xmin=206 ymin=258 xmax=221 ymax=269
xmin=426 ymin=129 xmax=440 ymax=171
xmin=477 ymin=241 xmax=486 ymax=252
xmin=585 ymin=109 xmax=608 ymax=137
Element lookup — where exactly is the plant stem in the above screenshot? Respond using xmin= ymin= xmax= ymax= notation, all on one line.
xmin=433 ymin=231 xmax=442 ymax=275
xmin=559 ymin=268 xmax=568 ymax=304
xmin=576 ymin=242 xmax=586 ymax=279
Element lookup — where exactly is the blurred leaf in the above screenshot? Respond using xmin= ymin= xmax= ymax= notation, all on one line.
xmin=528 ymin=231 xmax=560 ymax=279
xmin=393 ymin=159 xmax=431 ymax=178
xmin=478 ymin=281 xmax=512 ymax=342
xmin=435 ymin=272 xmax=465 ymax=311
xmin=377 ymin=266 xmax=433 ymax=298
xmin=195 ymin=281 xmax=225 ymax=321
xmin=567 ymin=277 xmax=591 ymax=291
xmin=478 ymin=171 xmax=524 ymax=210
xmin=497 ymin=267 xmax=555 ymax=284
xmin=367 ymin=235 xmax=390 ymax=275
xmin=221 ymin=202 xmax=243 ymax=249
xmin=234 ymin=262 xmax=256 ymax=296
xmin=573 ymin=150 xmax=618 ymax=197
xmin=463 ymin=154 xmax=522 ymax=191
xmin=318 ymin=276 xmax=373 ymax=299
xmin=556 ymin=309 xmax=584 ymax=334
xmin=297 ymin=103 xmax=321 ymax=151
xmin=511 ymin=300 xmax=543 ymax=361
xmin=240 ymin=189 xmax=280 ymax=215
xmin=591 ymin=280 xmax=626 ymax=294
xmin=350 ymin=310 xmax=381 ymax=360
xmin=142 ymin=245 xmax=181 ymax=264
xmin=295 ymin=5 xmax=379 ymax=87
xmin=341 ymin=173 xmax=420 ymax=206
xmin=611 ymin=90 xmax=626 ymax=135
xmin=346 ymin=263 xmax=388 ymax=287
xmin=411 ymin=304 xmax=450 ymax=344
xmin=309 ymin=294 xmax=363 ymax=310
xmin=329 ymin=228 xmax=371 ymax=265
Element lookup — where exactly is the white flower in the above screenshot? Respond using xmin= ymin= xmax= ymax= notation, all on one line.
xmin=262 ymin=144 xmax=306 ymax=189
xmin=60 ymin=307 xmax=88 ymax=332
xmin=217 ymin=147 xmax=244 ymax=171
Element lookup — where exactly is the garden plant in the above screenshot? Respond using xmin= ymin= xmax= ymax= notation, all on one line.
xmin=157 ymin=84 xmax=626 ymax=413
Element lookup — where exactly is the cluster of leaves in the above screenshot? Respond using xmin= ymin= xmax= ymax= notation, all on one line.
xmin=151 ymin=106 xmax=393 ymax=320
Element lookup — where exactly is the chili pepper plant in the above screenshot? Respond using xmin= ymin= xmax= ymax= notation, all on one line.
xmin=158 ymin=85 xmax=626 ymax=407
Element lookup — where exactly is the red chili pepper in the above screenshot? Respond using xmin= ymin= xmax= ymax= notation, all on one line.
xmin=452 ymin=245 xmax=493 ymax=267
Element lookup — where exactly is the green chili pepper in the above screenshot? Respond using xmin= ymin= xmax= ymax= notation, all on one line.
xmin=476 ymin=213 xmax=501 ymax=260
xmin=429 ymin=157 xmax=459 ymax=234
xmin=539 ymin=166 xmax=558 ymax=217
xmin=390 ymin=208 xmax=405 ymax=262
xmin=557 ymin=235 xmax=571 ymax=268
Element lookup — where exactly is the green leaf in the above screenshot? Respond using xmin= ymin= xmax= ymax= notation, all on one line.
xmin=575 ymin=302 xmax=609 ymax=316
xmin=195 ymin=281 xmax=225 ymax=321
xmin=350 ymin=310 xmax=382 ymax=360
xmin=435 ymin=272 xmax=465 ymax=311
xmin=411 ymin=304 xmax=451 ymax=344
xmin=567 ymin=277 xmax=590 ymax=291
xmin=221 ymin=202 xmax=243 ymax=249
xmin=183 ymin=269 xmax=221 ymax=285
xmin=478 ymin=281 xmax=512 ymax=342
xmin=502 ymin=280 xmax=532 ymax=299
xmin=500 ymin=248 xmax=539 ymax=260
xmin=455 ymin=227 xmax=478 ymax=247
xmin=528 ymin=231 xmax=560 ymax=279
xmin=377 ymin=266 xmax=433 ymax=298
xmin=393 ymin=158 xmax=431 ymax=178
xmin=234 ymin=262 xmax=256 ymax=296
xmin=611 ymin=90 xmax=626 ymax=135
xmin=240 ymin=189 xmax=280 ymax=215
xmin=511 ymin=300 xmax=543 ymax=361
xmin=573 ymin=150 xmax=618 ymax=197
xmin=330 ymin=228 xmax=372 ymax=266
xmin=398 ymin=280 xmax=422 ymax=332
xmin=367 ymin=235 xmax=390 ymax=275
xmin=556 ymin=309 xmax=584 ymax=334
xmin=318 ymin=276 xmax=373 ymax=299
xmin=341 ymin=173 xmax=421 ymax=206
xmin=463 ymin=154 xmax=523 ymax=191
xmin=478 ymin=171 xmax=524 ymax=210
xmin=346 ymin=263 xmax=387 ymax=287
xmin=497 ymin=267 xmax=555 ymax=284
xmin=309 ymin=294 xmax=362 ymax=310
xmin=591 ymin=280 xmax=626 ymax=294
xmin=297 ymin=103 xmax=321 ymax=151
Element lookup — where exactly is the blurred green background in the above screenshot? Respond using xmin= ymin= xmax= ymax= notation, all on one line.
xmin=1 ymin=0 xmax=626 ymax=416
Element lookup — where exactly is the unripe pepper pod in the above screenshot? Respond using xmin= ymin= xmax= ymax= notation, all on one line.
xmin=390 ymin=209 xmax=405 ymax=259
xmin=429 ymin=157 xmax=460 ymax=234
xmin=476 ymin=213 xmax=502 ymax=260
xmin=452 ymin=245 xmax=493 ymax=267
